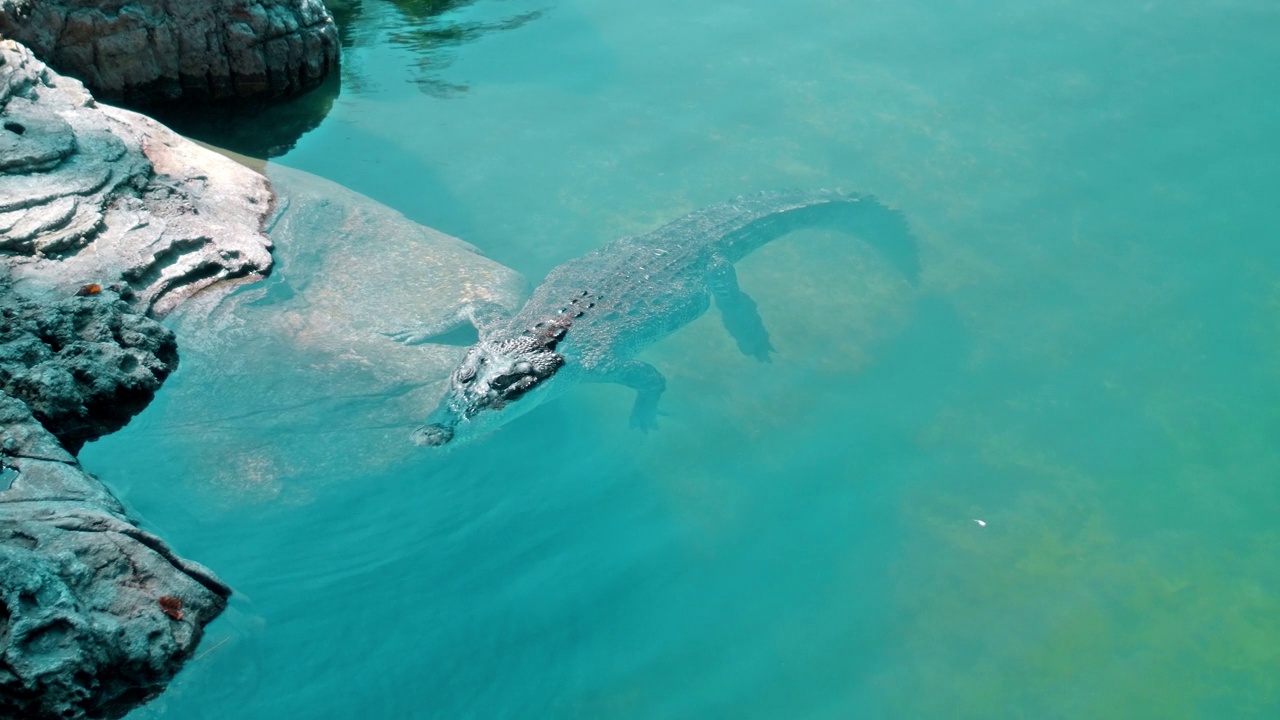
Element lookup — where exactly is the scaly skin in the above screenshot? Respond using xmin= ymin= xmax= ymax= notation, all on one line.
xmin=412 ymin=190 xmax=918 ymax=447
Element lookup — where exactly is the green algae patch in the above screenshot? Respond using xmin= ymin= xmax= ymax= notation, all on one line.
xmin=888 ymin=398 xmax=1280 ymax=718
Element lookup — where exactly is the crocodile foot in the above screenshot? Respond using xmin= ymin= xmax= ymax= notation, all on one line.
xmin=630 ymin=404 xmax=662 ymax=433
xmin=411 ymin=423 xmax=455 ymax=447
xmin=735 ymin=333 xmax=776 ymax=363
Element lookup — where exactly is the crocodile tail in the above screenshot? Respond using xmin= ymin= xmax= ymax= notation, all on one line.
xmin=709 ymin=190 xmax=920 ymax=283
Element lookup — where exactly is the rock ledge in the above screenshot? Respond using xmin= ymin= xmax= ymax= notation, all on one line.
xmin=2 ymin=40 xmax=249 ymax=720
xmin=0 ymin=0 xmax=339 ymax=106
xmin=1 ymin=38 xmax=274 ymax=315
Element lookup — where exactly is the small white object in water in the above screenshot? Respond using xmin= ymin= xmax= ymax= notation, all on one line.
xmin=973 ymin=519 xmax=987 ymax=527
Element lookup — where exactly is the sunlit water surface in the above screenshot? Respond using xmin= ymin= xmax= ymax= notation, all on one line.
xmin=85 ymin=0 xmax=1280 ymax=717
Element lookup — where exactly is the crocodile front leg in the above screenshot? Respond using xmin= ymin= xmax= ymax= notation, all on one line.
xmin=708 ymin=255 xmax=775 ymax=362
xmin=585 ymin=359 xmax=667 ymax=431
xmin=383 ymin=301 xmax=511 ymax=345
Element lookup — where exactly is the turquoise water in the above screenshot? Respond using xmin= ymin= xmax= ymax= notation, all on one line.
xmin=86 ymin=0 xmax=1280 ymax=717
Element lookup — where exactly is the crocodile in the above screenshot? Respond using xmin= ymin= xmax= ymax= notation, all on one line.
xmin=409 ymin=190 xmax=919 ymax=447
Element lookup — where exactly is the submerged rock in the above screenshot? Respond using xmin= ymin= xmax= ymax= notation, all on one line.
xmin=0 ymin=39 xmax=274 ymax=315
xmin=0 ymin=0 xmax=339 ymax=106
xmin=166 ymin=165 xmax=526 ymax=494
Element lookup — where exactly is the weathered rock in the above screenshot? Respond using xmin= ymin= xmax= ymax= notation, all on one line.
xmin=0 ymin=287 xmax=229 ymax=720
xmin=0 ymin=39 xmax=274 ymax=315
xmin=0 ymin=39 xmax=246 ymax=718
xmin=0 ymin=0 xmax=339 ymax=106
xmin=0 ymin=272 xmax=177 ymax=454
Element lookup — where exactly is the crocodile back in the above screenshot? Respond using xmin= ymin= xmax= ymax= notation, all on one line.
xmin=496 ymin=190 xmax=918 ymax=365
xmin=504 ymin=230 xmax=717 ymax=364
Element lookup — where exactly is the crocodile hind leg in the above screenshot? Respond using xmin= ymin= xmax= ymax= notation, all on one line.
xmin=586 ymin=360 xmax=667 ymax=431
xmin=708 ymin=256 xmax=775 ymax=362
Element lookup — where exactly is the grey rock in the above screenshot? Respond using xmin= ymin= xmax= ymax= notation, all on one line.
xmin=0 ymin=271 xmax=177 ymax=454
xmin=0 ymin=40 xmax=274 ymax=315
xmin=0 ymin=288 xmax=229 ymax=720
xmin=0 ymin=41 xmax=252 ymax=718
xmin=0 ymin=97 xmax=75 ymax=173
xmin=0 ymin=0 xmax=338 ymax=106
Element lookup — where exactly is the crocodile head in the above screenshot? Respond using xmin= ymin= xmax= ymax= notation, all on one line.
xmin=413 ymin=320 xmax=569 ymax=447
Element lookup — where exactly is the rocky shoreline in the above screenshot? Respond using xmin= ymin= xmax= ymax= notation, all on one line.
xmin=0 ymin=278 xmax=231 ymax=720
xmin=0 ymin=34 xmax=267 ymax=718
xmin=1 ymin=1 xmax=526 ymax=714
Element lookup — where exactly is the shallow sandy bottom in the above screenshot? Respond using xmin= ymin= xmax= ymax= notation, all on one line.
xmin=85 ymin=1 xmax=1280 ymax=717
